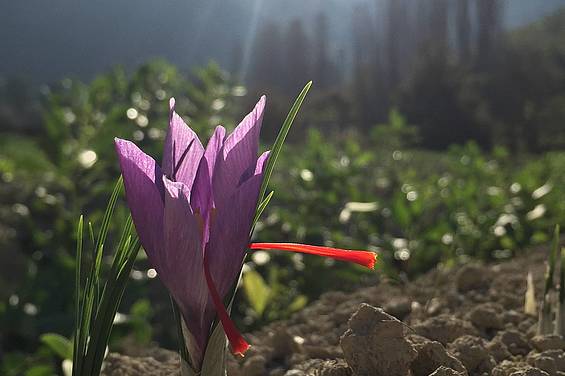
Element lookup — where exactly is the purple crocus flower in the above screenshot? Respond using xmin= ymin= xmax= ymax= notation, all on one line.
xmin=114 ymin=96 xmax=377 ymax=371
xmin=114 ymin=97 xmax=268 ymax=368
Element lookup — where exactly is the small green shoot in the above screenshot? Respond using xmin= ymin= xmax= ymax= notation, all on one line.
xmin=72 ymin=177 xmax=141 ymax=376
xmin=556 ymin=247 xmax=565 ymax=335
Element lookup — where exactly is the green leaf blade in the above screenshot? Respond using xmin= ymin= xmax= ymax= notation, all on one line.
xmin=252 ymin=81 xmax=312 ymax=229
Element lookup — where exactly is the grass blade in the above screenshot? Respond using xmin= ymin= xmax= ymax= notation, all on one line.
xmin=84 ymin=237 xmax=141 ymax=375
xmin=252 ymin=191 xmax=274 ymax=232
xmin=88 ymin=222 xmax=95 ymax=246
xmin=539 ymin=224 xmax=560 ymax=335
xmin=252 ymin=81 xmax=312 ymax=229
xmin=72 ymin=215 xmax=83 ymax=376
xmin=94 ymin=177 xmax=123 ymax=277
xmin=556 ymin=225 xmax=565 ymax=335
xmin=557 ymin=247 xmax=565 ymax=335
xmin=544 ymin=225 xmax=560 ymax=297
xmin=73 ymin=176 xmax=140 ymax=376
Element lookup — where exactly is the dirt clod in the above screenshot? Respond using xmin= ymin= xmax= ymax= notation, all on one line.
xmin=414 ymin=315 xmax=478 ymax=345
xmin=495 ymin=330 xmax=531 ymax=356
xmin=340 ymin=303 xmax=417 ymax=376
xmin=455 ymin=264 xmax=490 ymax=292
xmin=466 ymin=303 xmax=505 ymax=331
xmin=531 ymin=336 xmax=565 ymax=352
xmin=410 ymin=337 xmax=467 ymax=376
xmin=448 ymin=335 xmax=495 ymax=374
xmin=384 ymin=298 xmax=412 ymax=321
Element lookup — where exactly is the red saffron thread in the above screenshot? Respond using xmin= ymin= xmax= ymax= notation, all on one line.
xmin=249 ymin=242 xmax=377 ymax=269
xmin=203 ymin=256 xmax=250 ymax=357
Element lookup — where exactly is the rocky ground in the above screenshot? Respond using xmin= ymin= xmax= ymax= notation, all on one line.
xmin=103 ymin=245 xmax=565 ymax=376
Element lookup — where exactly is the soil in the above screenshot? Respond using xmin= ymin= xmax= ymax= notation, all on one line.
xmin=102 ymin=246 xmax=565 ymax=376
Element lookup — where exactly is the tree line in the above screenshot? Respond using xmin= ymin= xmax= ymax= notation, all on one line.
xmin=248 ymin=0 xmax=565 ymax=152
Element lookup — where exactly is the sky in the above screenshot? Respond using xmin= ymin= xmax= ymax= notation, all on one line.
xmin=1 ymin=0 xmax=565 ymax=85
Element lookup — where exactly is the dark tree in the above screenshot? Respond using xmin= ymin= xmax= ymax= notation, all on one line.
xmin=385 ymin=0 xmax=408 ymax=88
xmin=250 ymin=21 xmax=284 ymax=90
xmin=456 ymin=0 xmax=472 ymax=62
xmin=476 ymin=0 xmax=503 ymax=70
xmin=314 ymin=12 xmax=334 ymax=90
xmin=428 ymin=0 xmax=449 ymax=62
xmin=283 ymin=19 xmax=311 ymax=94
xmin=352 ymin=4 xmax=381 ymax=127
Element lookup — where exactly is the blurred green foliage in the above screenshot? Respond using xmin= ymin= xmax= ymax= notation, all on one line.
xmin=243 ymin=112 xmax=565 ymax=326
xmin=1 ymin=60 xmax=565 ymax=374
xmin=0 ymin=60 xmax=243 ymax=374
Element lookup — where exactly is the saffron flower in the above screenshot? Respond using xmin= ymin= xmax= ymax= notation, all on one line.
xmin=115 ymin=96 xmax=376 ymax=372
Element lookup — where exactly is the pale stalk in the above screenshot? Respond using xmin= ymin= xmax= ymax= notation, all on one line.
xmin=181 ymin=323 xmax=228 ymax=376
xmin=539 ymin=263 xmax=555 ymax=335
xmin=524 ymin=271 xmax=537 ymax=316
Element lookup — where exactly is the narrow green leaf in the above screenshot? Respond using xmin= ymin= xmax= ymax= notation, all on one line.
xmin=252 ymin=81 xmax=312 ymax=229
xmin=252 ymin=190 xmax=274 ymax=231
xmin=544 ymin=224 xmax=560 ymax=297
xmin=88 ymin=222 xmax=95 ymax=246
xmin=41 ymin=333 xmax=73 ymax=360
xmin=82 ymin=237 xmax=141 ymax=376
xmin=114 ymin=216 xmax=134 ymax=267
xmin=75 ymin=177 xmax=126 ymax=376
xmin=560 ymin=247 xmax=565 ymax=304
xmin=94 ymin=177 xmax=123 ymax=278
xmin=76 ymin=279 xmax=94 ymax=374
xmin=73 ymin=215 xmax=83 ymax=373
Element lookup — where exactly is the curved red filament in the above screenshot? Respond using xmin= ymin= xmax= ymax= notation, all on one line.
xmin=203 ymin=256 xmax=250 ymax=357
xmin=249 ymin=242 xmax=377 ymax=269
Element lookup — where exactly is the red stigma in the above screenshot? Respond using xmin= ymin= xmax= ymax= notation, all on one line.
xmin=249 ymin=243 xmax=377 ymax=269
xmin=203 ymin=255 xmax=250 ymax=357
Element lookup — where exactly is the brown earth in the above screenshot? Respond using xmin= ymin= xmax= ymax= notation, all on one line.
xmin=103 ymin=246 xmax=565 ymax=376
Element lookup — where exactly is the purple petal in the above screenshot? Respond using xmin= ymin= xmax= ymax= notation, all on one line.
xmin=191 ymin=126 xmax=226 ymax=223
xmin=212 ymin=97 xmax=266 ymax=209
xmin=203 ymin=126 xmax=227 ymax=180
xmin=114 ymin=138 xmax=164 ymax=271
xmin=163 ymin=98 xmax=204 ymax=188
xmin=204 ymin=150 xmax=269 ymax=298
xmin=255 ymin=150 xmax=270 ymax=176
xmin=205 ymin=172 xmax=264 ymax=301
xmin=161 ymin=177 xmax=210 ymax=368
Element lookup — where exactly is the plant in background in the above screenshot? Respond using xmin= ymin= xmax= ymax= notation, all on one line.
xmin=114 ymin=83 xmax=376 ymax=375
xmin=35 ymin=179 xmax=141 ymax=376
